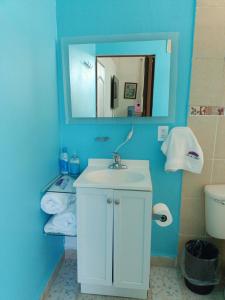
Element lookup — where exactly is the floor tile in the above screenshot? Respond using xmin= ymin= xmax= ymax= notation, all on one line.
xmin=45 ymin=259 xmax=224 ymax=300
xmin=150 ymin=267 xmax=183 ymax=299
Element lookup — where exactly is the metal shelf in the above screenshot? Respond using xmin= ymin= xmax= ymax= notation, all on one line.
xmin=44 ymin=232 xmax=77 ymax=237
xmin=43 ymin=174 xmax=78 ymax=195
xmin=42 ymin=174 xmax=78 ymax=237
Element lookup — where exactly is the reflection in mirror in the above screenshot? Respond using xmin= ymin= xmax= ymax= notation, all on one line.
xmin=97 ymin=56 xmax=155 ymax=117
xmin=66 ymin=39 xmax=172 ymax=119
xmin=69 ymin=44 xmax=96 ymax=118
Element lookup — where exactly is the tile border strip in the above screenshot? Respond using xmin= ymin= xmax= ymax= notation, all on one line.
xmin=190 ymin=106 xmax=225 ymax=116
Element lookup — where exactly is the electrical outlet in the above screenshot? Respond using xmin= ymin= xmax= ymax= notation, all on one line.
xmin=158 ymin=126 xmax=169 ymax=142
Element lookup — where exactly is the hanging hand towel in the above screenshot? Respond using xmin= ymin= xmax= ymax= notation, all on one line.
xmin=41 ymin=192 xmax=75 ymax=214
xmin=161 ymin=127 xmax=204 ymax=174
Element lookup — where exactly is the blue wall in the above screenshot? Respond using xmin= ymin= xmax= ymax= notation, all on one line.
xmin=56 ymin=0 xmax=196 ymax=257
xmin=0 ymin=1 xmax=64 ymax=299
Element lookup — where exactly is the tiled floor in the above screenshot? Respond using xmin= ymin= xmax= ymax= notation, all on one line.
xmin=46 ymin=257 xmax=224 ymax=300
xmin=151 ymin=266 xmax=223 ymax=300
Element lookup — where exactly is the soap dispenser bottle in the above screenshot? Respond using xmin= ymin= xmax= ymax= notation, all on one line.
xmin=59 ymin=147 xmax=69 ymax=175
xmin=69 ymin=153 xmax=80 ymax=177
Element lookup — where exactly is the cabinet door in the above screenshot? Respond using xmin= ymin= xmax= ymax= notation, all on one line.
xmin=113 ymin=190 xmax=152 ymax=289
xmin=77 ymin=188 xmax=113 ymax=286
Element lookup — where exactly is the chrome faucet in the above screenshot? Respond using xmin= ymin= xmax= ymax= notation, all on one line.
xmin=108 ymin=126 xmax=134 ymax=170
xmin=108 ymin=152 xmax=127 ymax=169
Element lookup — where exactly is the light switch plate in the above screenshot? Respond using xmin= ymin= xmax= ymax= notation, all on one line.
xmin=158 ymin=126 xmax=169 ymax=142
xmin=167 ymin=39 xmax=172 ymax=54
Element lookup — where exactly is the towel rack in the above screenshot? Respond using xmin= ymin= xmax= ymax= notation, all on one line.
xmin=44 ymin=232 xmax=77 ymax=237
xmin=42 ymin=174 xmax=77 ymax=195
xmin=42 ymin=174 xmax=77 ymax=237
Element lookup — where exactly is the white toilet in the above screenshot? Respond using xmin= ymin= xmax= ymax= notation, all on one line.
xmin=205 ymin=185 xmax=225 ymax=239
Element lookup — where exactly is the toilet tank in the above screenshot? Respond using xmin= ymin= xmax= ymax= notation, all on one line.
xmin=205 ymin=185 xmax=225 ymax=239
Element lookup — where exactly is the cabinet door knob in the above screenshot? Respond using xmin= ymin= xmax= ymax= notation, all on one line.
xmin=107 ymin=198 xmax=112 ymax=204
xmin=114 ymin=199 xmax=120 ymax=205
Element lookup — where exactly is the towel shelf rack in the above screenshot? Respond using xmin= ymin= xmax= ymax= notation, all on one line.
xmin=44 ymin=232 xmax=77 ymax=237
xmin=42 ymin=174 xmax=77 ymax=195
xmin=42 ymin=174 xmax=77 ymax=237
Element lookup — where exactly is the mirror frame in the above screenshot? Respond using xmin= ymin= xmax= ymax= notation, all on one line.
xmin=60 ymin=33 xmax=179 ymax=124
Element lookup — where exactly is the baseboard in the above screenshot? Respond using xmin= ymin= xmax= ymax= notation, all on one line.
xmin=151 ymin=256 xmax=177 ymax=267
xmin=40 ymin=253 xmax=65 ymax=300
xmin=81 ymin=284 xmax=148 ymax=299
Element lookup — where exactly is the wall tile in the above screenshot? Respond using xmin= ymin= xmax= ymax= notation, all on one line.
xmin=180 ymin=197 xmax=205 ymax=236
xmin=182 ymin=160 xmax=213 ymax=198
xmin=188 ymin=116 xmax=217 ymax=159
xmin=193 ymin=6 xmax=225 ymax=58
xmin=214 ymin=117 xmax=225 ymax=158
xmin=151 ymin=257 xmax=176 ymax=267
xmin=197 ymin=0 xmax=225 ymax=8
xmin=190 ymin=58 xmax=225 ymax=106
xmin=211 ymin=159 xmax=225 ymax=183
xmin=181 ymin=0 xmax=225 ymax=261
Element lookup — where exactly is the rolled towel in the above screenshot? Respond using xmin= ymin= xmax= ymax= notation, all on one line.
xmin=44 ymin=218 xmax=76 ymax=236
xmin=41 ymin=192 xmax=75 ymax=214
xmin=44 ymin=202 xmax=76 ymax=236
xmin=52 ymin=202 xmax=76 ymax=227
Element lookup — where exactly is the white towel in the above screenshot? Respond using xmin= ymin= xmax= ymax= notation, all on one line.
xmin=161 ymin=127 xmax=204 ymax=174
xmin=44 ymin=202 xmax=76 ymax=236
xmin=52 ymin=202 xmax=76 ymax=227
xmin=41 ymin=192 xmax=75 ymax=215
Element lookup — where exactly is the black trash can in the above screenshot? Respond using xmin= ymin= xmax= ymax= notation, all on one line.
xmin=183 ymin=240 xmax=220 ymax=295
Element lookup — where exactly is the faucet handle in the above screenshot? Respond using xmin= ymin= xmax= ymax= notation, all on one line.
xmin=113 ymin=152 xmax=120 ymax=162
xmin=109 ymin=151 xmax=127 ymax=169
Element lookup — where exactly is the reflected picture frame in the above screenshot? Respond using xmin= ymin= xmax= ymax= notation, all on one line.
xmin=124 ymin=82 xmax=137 ymax=99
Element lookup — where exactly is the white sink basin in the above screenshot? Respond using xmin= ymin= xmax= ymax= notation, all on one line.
xmin=74 ymin=159 xmax=152 ymax=191
xmin=85 ymin=169 xmax=145 ymax=185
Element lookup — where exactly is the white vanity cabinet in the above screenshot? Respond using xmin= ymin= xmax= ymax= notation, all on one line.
xmin=76 ymin=187 xmax=152 ymax=299
xmin=77 ymin=188 xmax=113 ymax=286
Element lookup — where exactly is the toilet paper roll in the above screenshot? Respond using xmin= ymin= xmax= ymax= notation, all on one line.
xmin=153 ymin=203 xmax=173 ymax=227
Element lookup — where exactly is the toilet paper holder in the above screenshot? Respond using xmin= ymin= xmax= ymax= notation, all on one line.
xmin=152 ymin=213 xmax=168 ymax=223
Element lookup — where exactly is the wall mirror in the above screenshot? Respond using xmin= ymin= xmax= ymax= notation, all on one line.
xmin=61 ymin=34 xmax=178 ymax=123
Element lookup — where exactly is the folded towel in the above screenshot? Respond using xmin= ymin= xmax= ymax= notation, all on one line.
xmin=41 ymin=192 xmax=75 ymax=215
xmin=44 ymin=202 xmax=76 ymax=236
xmin=161 ymin=127 xmax=204 ymax=174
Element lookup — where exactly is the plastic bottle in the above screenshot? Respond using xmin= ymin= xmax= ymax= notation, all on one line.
xmin=69 ymin=153 xmax=80 ymax=177
xmin=59 ymin=147 xmax=69 ymax=175
xmin=135 ymin=103 xmax=142 ymax=113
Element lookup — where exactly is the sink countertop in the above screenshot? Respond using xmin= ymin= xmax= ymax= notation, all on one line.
xmin=74 ymin=159 xmax=152 ymax=191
